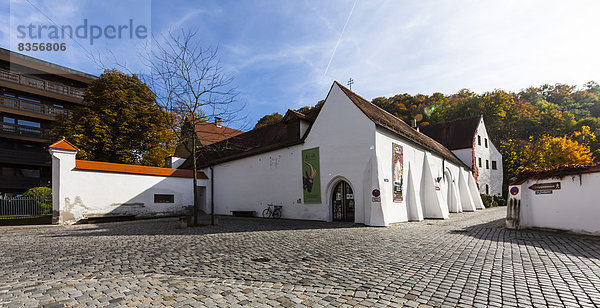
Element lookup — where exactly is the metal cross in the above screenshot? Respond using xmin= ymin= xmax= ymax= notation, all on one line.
xmin=347 ymin=78 xmax=354 ymax=90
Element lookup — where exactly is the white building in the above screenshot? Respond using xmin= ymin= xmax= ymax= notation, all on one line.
xmin=420 ymin=116 xmax=503 ymax=196
xmin=507 ymin=165 xmax=600 ymax=235
xmin=178 ymin=81 xmax=484 ymax=226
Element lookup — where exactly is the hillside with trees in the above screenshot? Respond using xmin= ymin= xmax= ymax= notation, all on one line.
xmin=372 ymin=81 xmax=600 ymax=194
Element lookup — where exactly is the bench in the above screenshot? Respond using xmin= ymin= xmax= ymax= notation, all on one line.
xmin=230 ymin=211 xmax=256 ymax=217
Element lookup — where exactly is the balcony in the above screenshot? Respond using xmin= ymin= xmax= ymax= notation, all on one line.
xmin=0 ymin=67 xmax=85 ymax=99
xmin=0 ymin=122 xmax=49 ymax=141
xmin=0 ymin=96 xmax=71 ymax=119
xmin=0 ymin=148 xmax=50 ymax=166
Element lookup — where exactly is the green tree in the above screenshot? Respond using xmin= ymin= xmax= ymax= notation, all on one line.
xmin=52 ymin=69 xmax=174 ymax=167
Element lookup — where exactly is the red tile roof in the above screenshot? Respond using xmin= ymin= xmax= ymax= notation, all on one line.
xmin=194 ymin=121 xmax=244 ymax=146
xmin=75 ymin=160 xmax=207 ymax=179
xmin=49 ymin=139 xmax=79 ymax=151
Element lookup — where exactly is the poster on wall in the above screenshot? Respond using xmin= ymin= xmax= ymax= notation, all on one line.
xmin=302 ymin=147 xmax=321 ymax=203
xmin=392 ymin=143 xmax=404 ymax=202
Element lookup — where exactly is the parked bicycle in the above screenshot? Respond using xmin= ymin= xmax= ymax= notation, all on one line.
xmin=262 ymin=203 xmax=282 ymax=219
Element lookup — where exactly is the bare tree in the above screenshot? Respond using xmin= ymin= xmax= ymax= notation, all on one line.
xmin=143 ymin=30 xmax=245 ymax=225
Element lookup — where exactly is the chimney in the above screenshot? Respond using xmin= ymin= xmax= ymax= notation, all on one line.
xmin=214 ymin=117 xmax=222 ymax=127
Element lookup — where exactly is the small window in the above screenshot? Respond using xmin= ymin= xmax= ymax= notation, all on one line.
xmin=492 ymin=161 xmax=497 ymax=170
xmin=485 ymin=138 xmax=488 ymax=148
xmin=154 ymin=194 xmax=174 ymax=203
xmin=478 ymin=135 xmax=481 ymax=145
xmin=486 ymin=160 xmax=489 ymax=169
xmin=478 ymin=157 xmax=482 ymax=167
xmin=17 ymin=120 xmax=40 ymax=128
xmin=486 ymin=184 xmax=489 ymax=195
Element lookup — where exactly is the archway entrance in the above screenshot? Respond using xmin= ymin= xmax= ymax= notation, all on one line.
xmin=332 ymin=181 xmax=354 ymax=222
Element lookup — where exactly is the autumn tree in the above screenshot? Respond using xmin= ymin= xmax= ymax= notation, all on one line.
xmin=52 ymin=69 xmax=174 ymax=166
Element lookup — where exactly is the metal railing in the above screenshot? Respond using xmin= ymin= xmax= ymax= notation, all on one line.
xmin=0 ymin=96 xmax=71 ymax=117
xmin=0 ymin=196 xmax=52 ymax=219
xmin=0 ymin=68 xmax=85 ymax=99
xmin=1 ymin=122 xmax=49 ymax=139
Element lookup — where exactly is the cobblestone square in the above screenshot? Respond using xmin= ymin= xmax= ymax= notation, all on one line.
xmin=1 ymin=207 xmax=599 ymax=307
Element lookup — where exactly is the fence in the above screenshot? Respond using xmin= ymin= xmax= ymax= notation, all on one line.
xmin=0 ymin=196 xmax=52 ymax=219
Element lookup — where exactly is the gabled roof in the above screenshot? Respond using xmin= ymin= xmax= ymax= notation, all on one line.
xmin=174 ymin=120 xmax=244 ymax=157
xmin=49 ymin=138 xmax=79 ymax=151
xmin=334 ymin=82 xmax=469 ymax=168
xmin=194 ymin=121 xmax=244 ymax=146
xmin=179 ymin=105 xmax=322 ymax=169
xmin=419 ymin=116 xmax=482 ymax=150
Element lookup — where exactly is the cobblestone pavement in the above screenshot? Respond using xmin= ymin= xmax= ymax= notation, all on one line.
xmin=1 ymin=207 xmax=600 ymax=307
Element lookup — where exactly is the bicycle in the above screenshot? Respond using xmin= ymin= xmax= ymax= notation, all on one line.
xmin=262 ymin=203 xmax=282 ymax=219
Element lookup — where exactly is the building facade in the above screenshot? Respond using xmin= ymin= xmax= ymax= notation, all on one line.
xmin=420 ymin=116 xmax=503 ymax=196
xmin=179 ymin=82 xmax=484 ymax=226
xmin=0 ymin=48 xmax=95 ymax=197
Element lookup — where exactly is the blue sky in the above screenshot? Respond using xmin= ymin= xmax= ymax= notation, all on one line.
xmin=2 ymin=0 xmax=600 ymax=129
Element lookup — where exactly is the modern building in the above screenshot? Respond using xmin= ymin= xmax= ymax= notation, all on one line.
xmin=0 ymin=48 xmax=95 ymax=197
xmin=420 ymin=116 xmax=503 ymax=196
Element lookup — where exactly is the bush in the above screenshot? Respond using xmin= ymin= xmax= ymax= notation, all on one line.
xmin=23 ymin=187 xmax=52 ymax=211
xmin=495 ymin=197 xmax=506 ymax=207
xmin=480 ymin=194 xmax=498 ymax=208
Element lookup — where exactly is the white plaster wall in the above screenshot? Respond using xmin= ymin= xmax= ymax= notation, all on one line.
xmin=374 ymin=128 xmax=470 ymax=224
xmin=210 ymin=83 xmax=376 ymax=223
xmin=473 ymin=118 xmax=503 ymax=196
xmin=51 ymin=149 xmax=204 ymax=225
xmin=518 ymin=174 xmax=600 ymax=234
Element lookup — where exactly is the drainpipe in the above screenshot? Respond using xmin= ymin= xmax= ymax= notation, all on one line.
xmin=210 ymin=165 xmax=215 ymax=225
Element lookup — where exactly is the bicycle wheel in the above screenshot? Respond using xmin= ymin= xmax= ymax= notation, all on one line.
xmin=262 ymin=208 xmax=271 ymax=218
xmin=272 ymin=209 xmax=281 ymax=219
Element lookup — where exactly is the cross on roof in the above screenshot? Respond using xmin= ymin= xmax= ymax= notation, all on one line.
xmin=347 ymin=78 xmax=354 ymax=91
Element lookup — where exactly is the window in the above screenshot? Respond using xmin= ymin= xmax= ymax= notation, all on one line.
xmin=478 ymin=157 xmax=482 ymax=167
xmin=485 ymin=138 xmax=488 ymax=148
xmin=17 ymin=120 xmax=40 ymax=128
xmin=486 ymin=184 xmax=489 ymax=195
xmin=154 ymin=194 xmax=174 ymax=203
xmin=486 ymin=160 xmax=489 ymax=169
xmin=477 ymin=135 xmax=481 ymax=145
xmin=492 ymin=161 xmax=497 ymax=170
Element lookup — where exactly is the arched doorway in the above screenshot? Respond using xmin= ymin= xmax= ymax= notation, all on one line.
xmin=332 ymin=180 xmax=354 ymax=222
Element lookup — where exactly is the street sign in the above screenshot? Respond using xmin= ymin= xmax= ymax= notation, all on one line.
xmin=510 ymin=187 xmax=519 ymax=195
xmin=372 ymin=197 xmax=381 ymax=202
xmin=529 ymin=182 xmax=561 ymax=191
xmin=372 ymin=189 xmax=380 ymax=197
xmin=535 ymin=190 xmax=553 ymax=195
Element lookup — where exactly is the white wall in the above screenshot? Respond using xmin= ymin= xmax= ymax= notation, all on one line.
xmin=473 ymin=118 xmax=503 ymax=196
xmin=509 ymin=174 xmax=600 ymax=234
xmin=50 ymin=148 xmax=205 ymax=225
xmin=209 ymin=83 xmax=376 ymax=223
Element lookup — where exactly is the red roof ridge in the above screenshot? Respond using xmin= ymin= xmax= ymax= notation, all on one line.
xmin=49 ymin=138 xmax=79 ymax=151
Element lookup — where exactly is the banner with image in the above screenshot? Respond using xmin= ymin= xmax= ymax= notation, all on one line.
xmin=302 ymin=147 xmax=321 ymax=203
xmin=392 ymin=143 xmax=404 ymax=202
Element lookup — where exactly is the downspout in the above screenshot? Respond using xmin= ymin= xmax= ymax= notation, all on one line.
xmin=210 ymin=165 xmax=215 ymax=225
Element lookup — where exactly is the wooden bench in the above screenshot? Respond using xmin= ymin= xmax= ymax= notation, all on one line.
xmin=230 ymin=211 xmax=255 ymax=217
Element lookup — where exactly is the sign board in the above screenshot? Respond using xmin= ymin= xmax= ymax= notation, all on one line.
xmin=302 ymin=147 xmax=321 ymax=203
xmin=372 ymin=197 xmax=381 ymax=202
xmin=535 ymin=190 xmax=553 ymax=195
xmin=529 ymin=182 xmax=561 ymax=191
xmin=392 ymin=143 xmax=403 ymax=202
xmin=372 ymin=189 xmax=380 ymax=197
xmin=510 ymin=187 xmax=519 ymax=195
